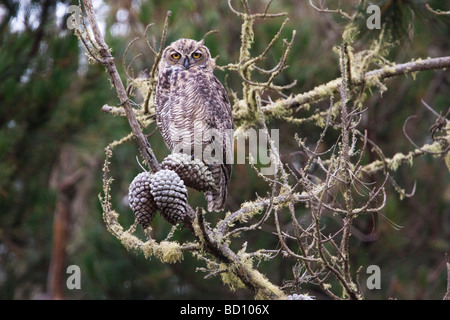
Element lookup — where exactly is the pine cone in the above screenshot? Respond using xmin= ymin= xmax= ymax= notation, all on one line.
xmin=161 ymin=153 xmax=216 ymax=192
xmin=150 ymin=169 xmax=188 ymax=225
xmin=128 ymin=172 xmax=157 ymax=229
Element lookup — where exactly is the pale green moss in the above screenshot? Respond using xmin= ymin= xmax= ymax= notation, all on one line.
xmin=342 ymin=24 xmax=359 ymax=44
xmin=236 ymin=201 xmax=264 ymax=224
xmin=156 ymin=241 xmax=184 ymax=263
xmin=254 ymin=273 xmax=286 ymax=300
xmin=264 ymin=101 xmax=293 ymax=120
xmin=132 ymin=78 xmax=151 ymax=98
xmin=388 ymin=152 xmax=413 ymax=171
xmin=141 ymin=239 xmax=157 ymax=259
xmin=421 ymin=142 xmax=445 ymax=154
xmin=191 ymin=214 xmax=206 ymax=245
xmin=219 ymin=262 xmax=246 ymax=292
xmin=141 ymin=240 xmax=184 ymax=263
xmin=119 ymin=231 xmax=142 ymax=252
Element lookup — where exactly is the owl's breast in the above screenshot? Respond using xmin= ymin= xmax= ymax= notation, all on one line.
xmin=164 ymin=69 xmax=213 ymax=149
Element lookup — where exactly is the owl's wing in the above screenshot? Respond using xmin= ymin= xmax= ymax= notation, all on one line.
xmin=208 ymin=75 xmax=233 ymax=130
xmin=203 ymin=74 xmax=234 ymax=211
xmin=202 ymin=73 xmax=233 ymax=168
xmin=155 ymin=68 xmax=174 ymax=150
xmin=155 ymin=68 xmax=171 ymax=113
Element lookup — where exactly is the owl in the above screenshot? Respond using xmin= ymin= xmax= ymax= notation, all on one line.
xmin=155 ymin=38 xmax=233 ymax=212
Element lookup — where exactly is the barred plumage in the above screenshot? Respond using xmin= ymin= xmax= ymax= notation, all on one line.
xmin=155 ymin=38 xmax=233 ymax=212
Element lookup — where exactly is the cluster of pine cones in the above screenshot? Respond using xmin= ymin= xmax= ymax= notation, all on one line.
xmin=128 ymin=153 xmax=216 ymax=228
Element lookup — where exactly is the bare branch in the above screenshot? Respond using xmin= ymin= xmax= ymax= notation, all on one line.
xmin=144 ymin=10 xmax=172 ymax=114
xmin=122 ymin=37 xmax=143 ymax=83
xmin=309 ymin=0 xmax=352 ymax=20
xmin=425 ymin=3 xmax=450 ymax=16
xmin=144 ymin=23 xmax=158 ymax=55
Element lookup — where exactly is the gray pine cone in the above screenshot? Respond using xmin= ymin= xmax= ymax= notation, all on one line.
xmin=150 ymin=169 xmax=188 ymax=225
xmin=161 ymin=153 xmax=216 ymax=192
xmin=128 ymin=172 xmax=157 ymax=229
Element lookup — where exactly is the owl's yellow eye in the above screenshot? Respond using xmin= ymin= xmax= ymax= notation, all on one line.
xmin=171 ymin=52 xmax=181 ymax=60
xmin=192 ymin=52 xmax=202 ymax=59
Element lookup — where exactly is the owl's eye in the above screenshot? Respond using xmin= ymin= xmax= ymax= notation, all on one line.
xmin=171 ymin=52 xmax=181 ymax=60
xmin=192 ymin=52 xmax=202 ymax=59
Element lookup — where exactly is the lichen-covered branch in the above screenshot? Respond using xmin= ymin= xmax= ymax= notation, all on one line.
xmin=262 ymin=56 xmax=450 ymax=116
xmin=360 ymin=133 xmax=449 ymax=175
xmin=81 ymin=0 xmax=160 ymax=173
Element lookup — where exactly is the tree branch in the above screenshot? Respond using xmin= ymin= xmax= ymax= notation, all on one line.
xmin=83 ymin=0 xmax=288 ymax=299
xmin=360 ymin=138 xmax=449 ymax=175
xmin=81 ymin=0 xmax=160 ymax=173
xmin=262 ymin=56 xmax=450 ymax=115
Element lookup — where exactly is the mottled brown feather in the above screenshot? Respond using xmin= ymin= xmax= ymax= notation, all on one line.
xmin=155 ymin=38 xmax=233 ymax=211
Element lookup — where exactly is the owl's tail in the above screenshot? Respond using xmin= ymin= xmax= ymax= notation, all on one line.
xmin=205 ymin=164 xmax=231 ymax=212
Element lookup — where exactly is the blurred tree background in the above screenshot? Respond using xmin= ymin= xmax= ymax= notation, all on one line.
xmin=0 ymin=0 xmax=449 ymax=299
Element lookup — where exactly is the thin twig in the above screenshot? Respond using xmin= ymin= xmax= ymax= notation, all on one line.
xmin=81 ymin=0 xmax=161 ymax=173
xmin=425 ymin=3 xmax=450 ymax=16
xmin=309 ymin=0 xmax=352 ymax=20
xmin=402 ymin=115 xmax=449 ymax=155
xmin=122 ymin=36 xmax=140 ymax=81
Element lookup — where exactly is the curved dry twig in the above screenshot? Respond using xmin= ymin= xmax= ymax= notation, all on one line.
xmin=308 ymin=0 xmax=352 ymax=20
xmin=403 ymin=115 xmax=449 ymax=155
xmin=425 ymin=3 xmax=450 ymax=16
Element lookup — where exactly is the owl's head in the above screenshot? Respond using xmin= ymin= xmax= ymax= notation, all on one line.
xmin=160 ymin=38 xmax=215 ymax=71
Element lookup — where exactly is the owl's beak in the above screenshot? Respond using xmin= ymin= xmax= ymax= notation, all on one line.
xmin=183 ymin=57 xmax=190 ymax=70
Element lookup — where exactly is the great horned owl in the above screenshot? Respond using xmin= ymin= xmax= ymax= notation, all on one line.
xmin=155 ymin=38 xmax=233 ymax=212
